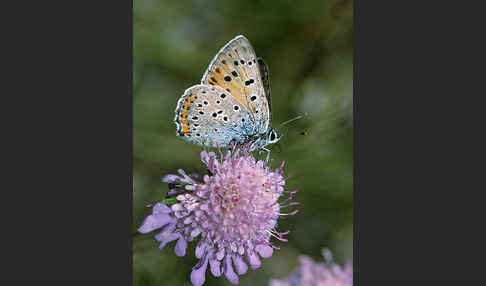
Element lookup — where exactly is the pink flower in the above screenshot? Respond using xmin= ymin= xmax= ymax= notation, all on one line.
xmin=270 ymin=250 xmax=352 ymax=286
xmin=138 ymin=146 xmax=299 ymax=286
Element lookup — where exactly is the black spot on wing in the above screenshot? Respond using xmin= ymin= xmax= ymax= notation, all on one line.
xmin=245 ymin=79 xmax=255 ymax=86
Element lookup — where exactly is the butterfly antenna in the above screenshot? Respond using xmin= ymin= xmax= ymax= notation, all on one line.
xmin=278 ymin=113 xmax=308 ymax=129
xmin=279 ymin=115 xmax=303 ymax=128
xmin=276 ymin=113 xmax=309 ymax=137
xmin=275 ymin=113 xmax=309 ymax=140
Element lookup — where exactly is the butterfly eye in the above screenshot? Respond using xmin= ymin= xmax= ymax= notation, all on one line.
xmin=270 ymin=132 xmax=276 ymax=141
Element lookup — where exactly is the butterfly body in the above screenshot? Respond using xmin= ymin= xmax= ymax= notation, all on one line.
xmin=174 ymin=35 xmax=279 ymax=153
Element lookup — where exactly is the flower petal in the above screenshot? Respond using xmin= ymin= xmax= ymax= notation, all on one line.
xmin=200 ymin=151 xmax=209 ymax=163
xmin=158 ymin=233 xmax=179 ymax=249
xmin=190 ymin=227 xmax=202 ymax=238
xmin=174 ymin=236 xmax=187 ymax=257
xmin=269 ymin=279 xmax=290 ymax=286
xmin=256 ymin=244 xmax=273 ymax=258
xmin=201 ymin=151 xmax=216 ymax=166
xmin=185 ymin=185 xmax=196 ymax=191
xmin=216 ymin=248 xmax=225 ymax=260
xmin=246 ymin=251 xmax=261 ymax=269
xmin=190 ymin=256 xmax=209 ymax=286
xmin=160 ymin=174 xmax=181 ymax=183
xmin=138 ymin=213 xmax=172 ymax=233
xmin=154 ymin=222 xmax=176 ymax=242
xmin=189 ymin=173 xmax=203 ymax=182
xmin=223 ymin=255 xmax=239 ymax=285
xmin=171 ymin=203 xmax=184 ymax=212
xmin=195 ymin=241 xmax=207 ymax=259
xmin=178 ymin=169 xmax=196 ymax=184
xmin=153 ymin=203 xmax=172 ymax=214
xmin=155 ymin=223 xmax=179 ymax=250
xmin=209 ymin=258 xmax=222 ymax=277
xmin=233 ymin=255 xmax=248 ymax=275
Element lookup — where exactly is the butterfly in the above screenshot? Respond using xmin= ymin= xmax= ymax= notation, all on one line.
xmin=173 ymin=35 xmax=280 ymax=159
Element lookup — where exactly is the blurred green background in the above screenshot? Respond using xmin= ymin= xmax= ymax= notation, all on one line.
xmin=133 ymin=0 xmax=353 ymax=285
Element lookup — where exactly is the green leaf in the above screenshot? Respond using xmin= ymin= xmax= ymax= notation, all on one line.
xmin=175 ymin=180 xmax=192 ymax=186
xmin=162 ymin=198 xmax=179 ymax=205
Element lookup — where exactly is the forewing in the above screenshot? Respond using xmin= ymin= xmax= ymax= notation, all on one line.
xmin=201 ymin=35 xmax=270 ymax=133
xmin=257 ymin=57 xmax=272 ymax=123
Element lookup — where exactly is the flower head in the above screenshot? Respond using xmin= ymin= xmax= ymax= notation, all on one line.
xmin=138 ymin=146 xmax=298 ymax=286
xmin=270 ymin=249 xmax=352 ymax=286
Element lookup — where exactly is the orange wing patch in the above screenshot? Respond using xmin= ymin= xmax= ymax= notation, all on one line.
xmin=179 ymin=94 xmax=196 ymax=135
xmin=206 ymin=61 xmax=249 ymax=108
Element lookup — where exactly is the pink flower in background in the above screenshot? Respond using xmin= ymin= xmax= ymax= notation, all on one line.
xmin=138 ymin=146 xmax=299 ymax=286
xmin=270 ymin=250 xmax=352 ymax=286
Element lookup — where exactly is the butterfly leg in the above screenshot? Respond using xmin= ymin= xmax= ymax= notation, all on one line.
xmin=229 ymin=138 xmax=239 ymax=151
xmin=260 ymin=147 xmax=271 ymax=163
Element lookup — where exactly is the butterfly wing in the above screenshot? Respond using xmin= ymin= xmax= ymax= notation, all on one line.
xmin=174 ymin=84 xmax=254 ymax=148
xmin=257 ymin=57 xmax=272 ymax=123
xmin=201 ymin=35 xmax=270 ymax=135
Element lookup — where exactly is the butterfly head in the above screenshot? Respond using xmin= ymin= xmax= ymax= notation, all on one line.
xmin=247 ymin=128 xmax=280 ymax=152
xmin=267 ymin=128 xmax=280 ymax=145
